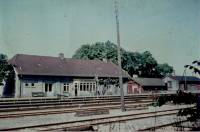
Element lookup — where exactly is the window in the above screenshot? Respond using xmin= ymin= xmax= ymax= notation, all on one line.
xmin=168 ymin=81 xmax=172 ymax=88
xmin=83 ymin=83 xmax=86 ymax=91
xmin=90 ymin=83 xmax=93 ymax=91
xmin=45 ymin=83 xmax=52 ymax=92
xmin=49 ymin=86 xmax=52 ymax=92
xmin=45 ymin=84 xmax=48 ymax=92
xmin=80 ymin=83 xmax=83 ymax=91
xmin=31 ymin=83 xmax=35 ymax=87
xmin=79 ymin=82 xmax=96 ymax=91
xmin=75 ymin=83 xmax=78 ymax=89
xmin=93 ymin=83 xmax=96 ymax=91
xmin=49 ymin=84 xmax=52 ymax=92
xmin=63 ymin=84 xmax=66 ymax=90
xmin=63 ymin=83 xmax=69 ymax=92
xmin=25 ymin=83 xmax=29 ymax=87
xmin=86 ymin=83 xmax=89 ymax=91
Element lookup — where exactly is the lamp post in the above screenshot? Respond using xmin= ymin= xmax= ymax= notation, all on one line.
xmin=114 ymin=0 xmax=125 ymax=111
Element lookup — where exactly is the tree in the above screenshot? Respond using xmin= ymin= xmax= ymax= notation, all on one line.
xmin=72 ymin=44 xmax=92 ymax=60
xmin=0 ymin=54 xmax=8 ymax=85
xmin=155 ymin=63 xmax=174 ymax=77
xmin=138 ymin=51 xmax=158 ymax=77
xmin=72 ymin=41 xmax=174 ymax=78
xmin=184 ymin=60 xmax=200 ymax=122
xmin=121 ymin=51 xmax=141 ymax=76
xmin=184 ymin=60 xmax=200 ymax=75
xmin=0 ymin=53 xmax=15 ymax=97
xmin=73 ymin=41 xmax=121 ymax=63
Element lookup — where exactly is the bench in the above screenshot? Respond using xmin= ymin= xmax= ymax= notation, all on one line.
xmin=57 ymin=94 xmax=69 ymax=98
xmin=32 ymin=92 xmax=45 ymax=97
xmin=75 ymin=109 xmax=109 ymax=117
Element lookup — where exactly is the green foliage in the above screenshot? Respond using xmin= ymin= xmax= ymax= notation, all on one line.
xmin=185 ymin=60 xmax=200 ymax=75
xmin=0 ymin=53 xmax=15 ymax=97
xmin=155 ymin=91 xmax=199 ymax=123
xmin=173 ymin=91 xmax=196 ymax=104
xmin=178 ymin=107 xmax=198 ymax=121
xmin=121 ymin=51 xmax=141 ymax=76
xmin=156 ymin=95 xmax=168 ymax=106
xmin=72 ymin=41 xmax=120 ymax=63
xmin=156 ymin=91 xmax=196 ymax=106
xmin=156 ymin=63 xmax=174 ymax=77
xmin=155 ymin=60 xmax=200 ymax=125
xmin=98 ymin=78 xmax=119 ymax=86
xmin=0 ymin=54 xmax=9 ymax=85
xmin=137 ymin=51 xmax=159 ymax=77
xmin=72 ymin=41 xmax=174 ymax=78
xmin=72 ymin=44 xmax=92 ymax=60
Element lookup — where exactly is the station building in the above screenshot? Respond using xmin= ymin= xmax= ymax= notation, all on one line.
xmin=163 ymin=76 xmax=200 ymax=92
xmin=8 ymin=54 xmax=131 ymax=98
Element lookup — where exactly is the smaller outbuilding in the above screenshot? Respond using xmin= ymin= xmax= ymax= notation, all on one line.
xmin=127 ymin=78 xmax=167 ymax=94
xmin=163 ymin=76 xmax=200 ymax=92
xmin=127 ymin=80 xmax=143 ymax=94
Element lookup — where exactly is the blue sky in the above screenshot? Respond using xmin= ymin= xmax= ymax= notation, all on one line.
xmin=0 ymin=0 xmax=200 ymax=75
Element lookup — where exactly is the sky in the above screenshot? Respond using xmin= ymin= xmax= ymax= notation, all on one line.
xmin=0 ymin=0 xmax=200 ymax=75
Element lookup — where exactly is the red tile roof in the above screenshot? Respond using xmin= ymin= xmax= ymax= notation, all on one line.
xmin=9 ymin=54 xmax=130 ymax=78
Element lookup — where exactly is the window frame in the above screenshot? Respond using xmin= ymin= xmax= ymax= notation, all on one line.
xmin=80 ymin=83 xmax=83 ymax=91
xmin=93 ymin=83 xmax=96 ymax=91
xmin=63 ymin=83 xmax=69 ymax=92
xmin=45 ymin=83 xmax=53 ymax=92
xmin=168 ymin=81 xmax=172 ymax=88
xmin=25 ymin=83 xmax=29 ymax=87
xmin=90 ymin=83 xmax=93 ymax=91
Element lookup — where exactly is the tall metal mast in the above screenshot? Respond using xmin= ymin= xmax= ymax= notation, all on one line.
xmin=114 ymin=0 xmax=125 ymax=111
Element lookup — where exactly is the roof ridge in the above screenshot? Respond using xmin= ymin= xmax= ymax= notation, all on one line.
xmin=171 ymin=75 xmax=199 ymax=78
xmin=9 ymin=54 xmax=131 ymax=78
xmin=12 ymin=54 xmax=115 ymax=63
xmin=134 ymin=77 xmax=162 ymax=79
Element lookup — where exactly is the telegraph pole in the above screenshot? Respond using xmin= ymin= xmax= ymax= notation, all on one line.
xmin=114 ymin=0 xmax=125 ymax=111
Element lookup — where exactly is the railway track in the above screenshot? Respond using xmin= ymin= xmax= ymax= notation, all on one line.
xmin=0 ymin=100 xmax=153 ymax=112
xmin=0 ymin=95 xmax=153 ymax=112
xmin=0 ymin=92 xmax=177 ymax=105
xmin=138 ymin=119 xmax=188 ymax=131
xmin=0 ymin=101 xmax=152 ymax=118
xmin=0 ymin=95 xmax=154 ymax=119
xmin=0 ymin=98 xmax=150 ymax=107
xmin=0 ymin=107 xmax=185 ymax=131
xmin=0 ymin=94 xmax=151 ymax=103
xmin=0 ymin=93 xmax=180 ymax=111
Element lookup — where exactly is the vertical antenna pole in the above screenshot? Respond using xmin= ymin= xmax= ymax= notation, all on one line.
xmin=114 ymin=0 xmax=125 ymax=111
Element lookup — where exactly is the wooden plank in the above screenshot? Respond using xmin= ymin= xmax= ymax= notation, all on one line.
xmin=75 ymin=109 xmax=109 ymax=117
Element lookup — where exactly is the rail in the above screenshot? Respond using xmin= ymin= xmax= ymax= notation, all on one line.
xmin=0 ymin=107 xmax=188 ymax=131
xmin=0 ymin=101 xmax=153 ymax=113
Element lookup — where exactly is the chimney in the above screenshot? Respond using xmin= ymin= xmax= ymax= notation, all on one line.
xmin=59 ymin=53 xmax=64 ymax=60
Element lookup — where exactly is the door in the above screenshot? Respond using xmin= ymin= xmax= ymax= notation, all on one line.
xmin=74 ymin=83 xmax=78 ymax=96
xmin=45 ymin=83 xmax=53 ymax=96
xmin=127 ymin=83 xmax=133 ymax=94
